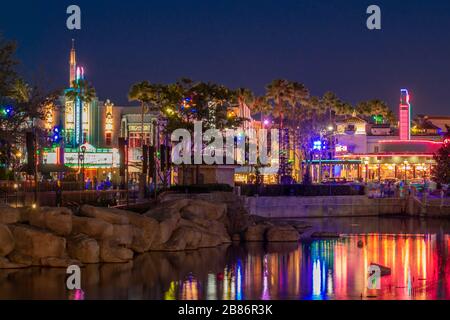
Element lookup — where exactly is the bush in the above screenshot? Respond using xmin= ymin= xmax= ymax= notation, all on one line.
xmin=169 ymin=184 xmax=233 ymax=194
xmin=240 ymin=184 xmax=365 ymax=197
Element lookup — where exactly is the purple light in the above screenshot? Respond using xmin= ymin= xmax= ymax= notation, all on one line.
xmin=263 ymin=119 xmax=269 ymax=125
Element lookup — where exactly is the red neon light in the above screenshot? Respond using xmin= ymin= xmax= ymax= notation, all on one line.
xmin=338 ymin=153 xmax=436 ymax=158
xmin=379 ymin=140 xmax=443 ymax=145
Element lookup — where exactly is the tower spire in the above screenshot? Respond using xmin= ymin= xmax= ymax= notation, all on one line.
xmin=69 ymin=39 xmax=77 ymax=87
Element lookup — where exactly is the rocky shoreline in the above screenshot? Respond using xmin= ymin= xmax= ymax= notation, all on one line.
xmin=0 ymin=194 xmax=312 ymax=269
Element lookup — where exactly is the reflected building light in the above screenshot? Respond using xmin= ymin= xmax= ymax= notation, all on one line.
xmin=327 ymin=270 xmax=334 ymax=296
xmin=261 ymin=255 xmax=270 ymax=300
xmin=206 ymin=274 xmax=217 ymax=300
xmin=312 ymin=260 xmax=322 ymax=298
xmin=223 ymin=267 xmax=230 ymax=300
xmin=68 ymin=289 xmax=85 ymax=300
xmin=182 ymin=276 xmax=199 ymax=300
xmin=164 ymin=281 xmax=177 ymax=300
xmin=236 ymin=261 xmax=243 ymax=300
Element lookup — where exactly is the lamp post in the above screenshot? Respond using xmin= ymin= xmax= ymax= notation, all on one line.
xmin=364 ymin=160 xmax=369 ymax=183
xmin=13 ymin=183 xmax=18 ymax=207
xmin=79 ymin=145 xmax=86 ymax=189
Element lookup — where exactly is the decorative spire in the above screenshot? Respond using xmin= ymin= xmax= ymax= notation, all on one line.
xmin=69 ymin=39 xmax=77 ymax=87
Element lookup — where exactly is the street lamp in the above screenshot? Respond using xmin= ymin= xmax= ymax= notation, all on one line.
xmin=403 ymin=160 xmax=409 ymax=184
xmin=79 ymin=145 xmax=86 ymax=189
xmin=13 ymin=183 xmax=18 ymax=207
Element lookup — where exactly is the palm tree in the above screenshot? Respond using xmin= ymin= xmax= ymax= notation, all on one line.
xmin=265 ymin=79 xmax=292 ymax=130
xmin=128 ymin=81 xmax=154 ymax=149
xmin=356 ymin=99 xmax=395 ymax=124
xmin=66 ymin=79 xmax=96 ymax=105
xmin=65 ymin=79 xmax=96 ymax=145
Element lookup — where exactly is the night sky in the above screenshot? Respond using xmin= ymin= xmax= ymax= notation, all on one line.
xmin=1 ymin=0 xmax=450 ymax=116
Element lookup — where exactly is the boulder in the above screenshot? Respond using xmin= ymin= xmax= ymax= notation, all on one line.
xmin=10 ymin=224 xmax=66 ymax=261
xmin=40 ymin=257 xmax=82 ymax=268
xmin=179 ymin=217 xmax=230 ymax=244
xmin=72 ymin=216 xmax=114 ymax=240
xmin=199 ymin=231 xmax=225 ymax=248
xmin=244 ymin=224 xmax=270 ymax=242
xmin=157 ymin=227 xmax=189 ymax=251
xmin=146 ymin=209 xmax=181 ymax=246
xmin=67 ymin=234 xmax=100 ymax=264
xmin=0 ymin=224 xmax=14 ymax=257
xmin=111 ymin=224 xmax=133 ymax=246
xmin=80 ymin=205 xmax=129 ymax=225
xmin=117 ymin=212 xmax=159 ymax=253
xmin=7 ymin=251 xmax=33 ymax=266
xmin=0 ymin=257 xmax=28 ymax=269
xmin=99 ymin=240 xmax=133 ymax=263
xmin=29 ymin=207 xmax=72 ymax=236
xmin=266 ymin=225 xmax=299 ymax=242
xmin=0 ymin=206 xmax=21 ymax=224
xmin=156 ymin=198 xmax=191 ymax=211
xmin=180 ymin=200 xmax=226 ymax=221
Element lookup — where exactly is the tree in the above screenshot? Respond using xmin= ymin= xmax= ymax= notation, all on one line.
xmin=1 ymin=35 xmax=57 ymax=174
xmin=0 ymin=35 xmax=17 ymax=98
xmin=265 ymin=79 xmax=292 ymax=130
xmin=432 ymin=141 xmax=450 ymax=184
xmin=128 ymin=81 xmax=153 ymax=149
xmin=356 ymin=99 xmax=395 ymax=124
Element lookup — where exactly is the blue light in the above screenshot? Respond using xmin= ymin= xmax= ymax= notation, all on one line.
xmin=313 ymin=140 xmax=322 ymax=150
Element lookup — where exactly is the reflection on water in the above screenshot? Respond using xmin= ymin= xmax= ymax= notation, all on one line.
xmin=1 ymin=218 xmax=450 ymax=300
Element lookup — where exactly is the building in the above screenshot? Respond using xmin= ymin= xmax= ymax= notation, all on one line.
xmin=333 ymin=89 xmax=443 ymax=182
xmin=40 ymin=42 xmax=147 ymax=184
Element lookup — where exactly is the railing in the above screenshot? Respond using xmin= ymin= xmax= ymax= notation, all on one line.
xmin=239 ymin=184 xmax=366 ymax=197
xmin=0 ymin=187 xmax=140 ymax=208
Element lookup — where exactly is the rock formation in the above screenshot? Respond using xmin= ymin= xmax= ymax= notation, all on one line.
xmin=0 ymin=192 xmax=308 ymax=269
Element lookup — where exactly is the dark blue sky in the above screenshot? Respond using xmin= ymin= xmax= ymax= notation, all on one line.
xmin=1 ymin=0 xmax=450 ymax=116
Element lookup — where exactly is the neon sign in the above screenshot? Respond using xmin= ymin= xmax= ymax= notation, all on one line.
xmin=335 ymin=145 xmax=348 ymax=153
xmin=399 ymin=89 xmax=411 ymax=141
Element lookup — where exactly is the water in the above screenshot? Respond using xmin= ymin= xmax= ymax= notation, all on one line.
xmin=1 ymin=217 xmax=450 ymax=300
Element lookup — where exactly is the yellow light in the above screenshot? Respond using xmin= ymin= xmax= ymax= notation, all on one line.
xmin=16 ymin=152 xmax=22 ymax=158
xmin=32 ymin=203 xmax=37 ymax=209
xmin=13 ymin=183 xmax=18 ymax=189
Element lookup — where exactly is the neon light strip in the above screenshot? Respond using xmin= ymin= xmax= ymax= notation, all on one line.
xmin=379 ymin=140 xmax=443 ymax=145
xmin=338 ymin=154 xmax=435 ymax=158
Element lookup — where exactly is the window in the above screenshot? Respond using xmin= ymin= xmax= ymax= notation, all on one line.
xmin=105 ymin=133 xmax=112 ymax=146
xmin=128 ymin=132 xmax=151 ymax=148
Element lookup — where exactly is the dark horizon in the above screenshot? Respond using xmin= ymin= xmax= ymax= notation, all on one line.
xmin=2 ymin=0 xmax=450 ymax=116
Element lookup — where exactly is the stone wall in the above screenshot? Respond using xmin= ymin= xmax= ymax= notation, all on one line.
xmin=243 ymin=195 xmax=407 ymax=218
